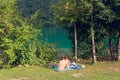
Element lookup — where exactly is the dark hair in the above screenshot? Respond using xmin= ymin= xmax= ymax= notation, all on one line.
xmin=63 ymin=56 xmax=68 ymax=60
xmin=59 ymin=56 xmax=64 ymax=60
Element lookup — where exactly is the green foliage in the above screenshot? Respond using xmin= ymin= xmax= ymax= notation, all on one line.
xmin=1 ymin=0 xmax=120 ymax=68
xmin=96 ymin=41 xmax=110 ymax=57
xmin=18 ymin=41 xmax=37 ymax=65
xmin=77 ymin=41 xmax=92 ymax=59
xmin=16 ymin=41 xmax=57 ymax=65
xmin=35 ymin=41 xmax=57 ymax=64
xmin=0 ymin=0 xmax=17 ymax=67
xmin=17 ymin=0 xmax=59 ymax=27
xmin=0 ymin=0 xmax=58 ymax=68
xmin=0 ymin=21 xmax=57 ymax=66
xmin=0 ymin=0 xmax=16 ymax=37
xmin=52 ymin=0 xmax=85 ymax=26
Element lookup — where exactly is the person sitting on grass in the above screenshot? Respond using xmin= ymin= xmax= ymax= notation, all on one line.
xmin=53 ymin=56 xmax=70 ymax=71
xmin=64 ymin=56 xmax=70 ymax=70
xmin=53 ymin=56 xmax=85 ymax=71
xmin=54 ymin=56 xmax=64 ymax=71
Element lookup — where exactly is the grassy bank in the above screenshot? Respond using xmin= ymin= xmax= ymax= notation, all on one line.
xmin=0 ymin=61 xmax=120 ymax=80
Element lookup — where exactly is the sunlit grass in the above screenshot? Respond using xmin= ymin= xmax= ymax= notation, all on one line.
xmin=0 ymin=61 xmax=120 ymax=80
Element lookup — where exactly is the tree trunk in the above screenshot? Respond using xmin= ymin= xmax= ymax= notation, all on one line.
xmin=109 ymin=37 xmax=114 ymax=60
xmin=117 ymin=32 xmax=120 ymax=61
xmin=74 ymin=22 xmax=77 ymax=61
xmin=91 ymin=27 xmax=97 ymax=63
xmin=91 ymin=13 xmax=97 ymax=64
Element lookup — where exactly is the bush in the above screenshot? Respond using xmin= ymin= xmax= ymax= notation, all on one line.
xmin=35 ymin=41 xmax=57 ymax=65
xmin=77 ymin=42 xmax=92 ymax=59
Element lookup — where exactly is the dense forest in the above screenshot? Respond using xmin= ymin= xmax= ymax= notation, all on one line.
xmin=0 ymin=0 xmax=120 ymax=68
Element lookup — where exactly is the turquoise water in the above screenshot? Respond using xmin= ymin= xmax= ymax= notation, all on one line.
xmin=40 ymin=26 xmax=73 ymax=54
xmin=41 ymin=26 xmax=72 ymax=48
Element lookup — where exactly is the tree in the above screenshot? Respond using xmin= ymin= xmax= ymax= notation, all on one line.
xmin=52 ymin=0 xmax=88 ymax=61
xmin=0 ymin=0 xmax=38 ymax=67
xmin=80 ymin=0 xmax=106 ymax=63
xmin=53 ymin=0 xmax=110 ymax=63
xmin=112 ymin=0 xmax=120 ymax=60
xmin=0 ymin=0 xmax=20 ymax=66
xmin=17 ymin=0 xmax=59 ymax=27
xmin=101 ymin=0 xmax=120 ymax=60
xmin=0 ymin=0 xmax=15 ymax=38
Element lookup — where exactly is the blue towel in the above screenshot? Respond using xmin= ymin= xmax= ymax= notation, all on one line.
xmin=53 ymin=65 xmax=82 ymax=71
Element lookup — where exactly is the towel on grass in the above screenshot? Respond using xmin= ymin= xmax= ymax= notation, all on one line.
xmin=53 ymin=64 xmax=84 ymax=71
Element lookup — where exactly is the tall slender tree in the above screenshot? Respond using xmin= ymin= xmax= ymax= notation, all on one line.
xmin=90 ymin=1 xmax=97 ymax=63
xmin=83 ymin=0 xmax=105 ymax=63
xmin=101 ymin=0 xmax=120 ymax=60
xmin=52 ymin=0 xmax=88 ymax=61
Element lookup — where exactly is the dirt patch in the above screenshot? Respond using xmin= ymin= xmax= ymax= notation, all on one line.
xmin=72 ymin=73 xmax=84 ymax=78
xmin=108 ymin=67 xmax=119 ymax=71
xmin=10 ymin=77 xmax=30 ymax=80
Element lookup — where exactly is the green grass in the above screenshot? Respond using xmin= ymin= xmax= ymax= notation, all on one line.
xmin=0 ymin=61 xmax=120 ymax=80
